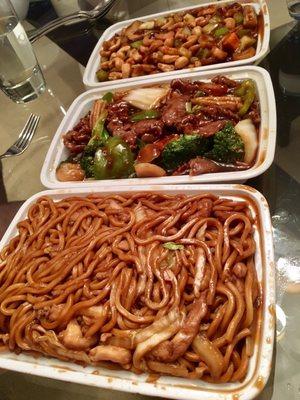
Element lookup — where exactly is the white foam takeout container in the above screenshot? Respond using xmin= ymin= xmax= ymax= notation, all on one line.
xmin=83 ymin=0 xmax=270 ymax=88
xmin=41 ymin=66 xmax=276 ymax=189
xmin=0 ymin=184 xmax=275 ymax=400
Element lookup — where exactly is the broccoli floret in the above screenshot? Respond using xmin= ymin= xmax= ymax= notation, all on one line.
xmin=161 ymin=134 xmax=211 ymax=171
xmin=206 ymin=123 xmax=244 ymax=163
xmin=80 ymin=154 xmax=95 ymax=178
xmin=84 ymin=138 xmax=104 ymax=156
xmin=79 ymin=138 xmax=104 ymax=178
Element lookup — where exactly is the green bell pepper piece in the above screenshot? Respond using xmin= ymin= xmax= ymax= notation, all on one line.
xmin=93 ymin=137 xmax=134 ymax=180
xmin=131 ymin=40 xmax=143 ymax=49
xmin=235 ymin=79 xmax=256 ymax=116
xmin=214 ymin=27 xmax=229 ymax=37
xmin=109 ymin=137 xmax=134 ymax=178
xmin=234 ymin=12 xmax=244 ymax=24
xmin=94 ymin=148 xmax=109 ymax=180
xmin=131 ymin=109 xmax=160 ymax=122
xmin=102 ymin=92 xmax=113 ymax=103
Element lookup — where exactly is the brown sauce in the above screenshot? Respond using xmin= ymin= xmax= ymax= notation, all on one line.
xmin=255 ymin=376 xmax=265 ymax=390
xmin=51 ymin=364 xmax=75 ymax=372
xmin=268 ymin=304 xmax=275 ymax=317
xmin=146 ymin=373 xmax=160 ymax=383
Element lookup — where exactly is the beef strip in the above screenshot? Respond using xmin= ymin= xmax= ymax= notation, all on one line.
xmin=180 ymin=117 xmax=226 ymax=136
xmin=162 ymin=92 xmax=189 ymax=127
xmin=211 ymin=75 xmax=238 ymax=88
xmin=189 ymin=157 xmax=250 ymax=176
xmin=171 ymin=79 xmax=228 ymax=96
xmin=62 ymin=115 xmax=91 ymax=154
xmin=200 ymin=105 xmax=241 ymax=123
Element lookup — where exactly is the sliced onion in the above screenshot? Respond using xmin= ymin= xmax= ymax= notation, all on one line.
xmin=234 ymin=119 xmax=258 ymax=164
xmin=124 ymin=87 xmax=168 ymax=110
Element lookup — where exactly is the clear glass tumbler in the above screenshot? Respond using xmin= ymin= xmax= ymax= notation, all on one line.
xmin=286 ymin=0 xmax=300 ymax=20
xmin=0 ymin=0 xmax=46 ymax=103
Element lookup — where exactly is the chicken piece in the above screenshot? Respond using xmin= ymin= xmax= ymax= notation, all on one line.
xmin=62 ymin=319 xmax=97 ymax=350
xmin=243 ymin=5 xmax=257 ymax=28
xmin=151 ymin=293 xmax=207 ymax=362
xmin=90 ymin=345 xmax=132 ymax=364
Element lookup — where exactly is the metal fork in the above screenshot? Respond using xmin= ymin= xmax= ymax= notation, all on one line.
xmin=0 ymin=114 xmax=40 ymax=160
xmin=28 ymin=0 xmax=118 ymax=43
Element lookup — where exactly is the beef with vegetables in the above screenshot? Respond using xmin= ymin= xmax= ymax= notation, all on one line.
xmin=57 ymin=75 xmax=260 ymax=182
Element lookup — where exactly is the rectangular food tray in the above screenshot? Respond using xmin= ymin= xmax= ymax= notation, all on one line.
xmin=83 ymin=0 xmax=270 ymax=88
xmin=0 ymin=184 xmax=275 ymax=400
xmin=41 ymin=66 xmax=276 ymax=189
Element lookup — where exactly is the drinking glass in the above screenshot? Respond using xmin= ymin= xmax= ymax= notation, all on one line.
xmin=286 ymin=0 xmax=300 ymax=20
xmin=0 ymin=0 xmax=46 ymax=103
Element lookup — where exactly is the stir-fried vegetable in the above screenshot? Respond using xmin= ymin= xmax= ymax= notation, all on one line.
xmin=202 ymin=22 xmax=218 ymax=35
xmin=82 ymin=137 xmax=134 ymax=179
xmin=185 ymin=102 xmax=192 ymax=114
xmin=102 ymin=92 xmax=114 ymax=103
xmin=131 ymin=109 xmax=160 ymax=122
xmin=234 ymin=12 xmax=244 ymax=24
xmin=237 ymin=28 xmax=251 ymax=38
xmin=206 ymin=123 xmax=244 ymax=163
xmin=124 ymin=87 xmax=168 ymax=110
xmin=130 ymin=40 xmax=143 ymax=49
xmin=94 ymin=137 xmax=134 ymax=179
xmin=96 ymin=69 xmax=109 ymax=82
xmin=161 ymin=134 xmax=212 ymax=170
xmin=214 ymin=27 xmax=229 ymax=37
xmin=235 ymin=79 xmax=256 ymax=116
xmin=89 ymin=110 xmax=109 ymax=147
xmin=235 ymin=119 xmax=258 ymax=163
xmin=239 ymin=36 xmax=256 ymax=51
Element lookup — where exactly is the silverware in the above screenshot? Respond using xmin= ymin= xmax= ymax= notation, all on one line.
xmin=28 ymin=0 xmax=118 ymax=43
xmin=0 ymin=114 xmax=40 ymax=160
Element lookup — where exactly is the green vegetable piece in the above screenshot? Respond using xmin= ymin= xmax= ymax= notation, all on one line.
xmin=234 ymin=12 xmax=244 ymax=24
xmin=237 ymin=29 xmax=251 ymax=38
xmin=131 ymin=40 xmax=143 ymax=49
xmin=88 ymin=110 xmax=109 ymax=149
xmin=210 ymin=14 xmax=222 ymax=23
xmin=206 ymin=123 xmax=244 ymax=163
xmin=102 ymin=92 xmax=113 ymax=103
xmin=185 ymin=102 xmax=192 ymax=114
xmin=163 ymin=242 xmax=184 ymax=250
xmin=131 ymin=109 xmax=160 ymax=122
xmin=214 ymin=27 xmax=229 ymax=37
xmin=108 ymin=137 xmax=134 ymax=178
xmin=197 ymin=48 xmax=210 ymax=59
xmin=202 ymin=22 xmax=218 ymax=35
xmin=234 ymin=79 xmax=256 ymax=116
xmin=161 ymin=134 xmax=212 ymax=171
xmin=195 ymin=90 xmax=205 ymax=97
xmin=93 ymin=148 xmax=109 ymax=180
xmin=93 ymin=137 xmax=134 ymax=180
xmin=80 ymin=155 xmax=95 ymax=178
xmin=192 ymin=104 xmax=202 ymax=114
xmin=96 ymin=69 xmax=109 ymax=82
